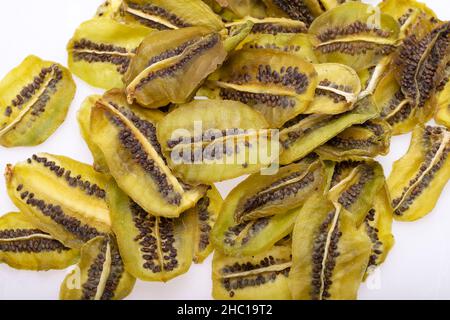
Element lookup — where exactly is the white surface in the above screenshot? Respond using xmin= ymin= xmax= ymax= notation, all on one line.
xmin=0 ymin=0 xmax=449 ymax=300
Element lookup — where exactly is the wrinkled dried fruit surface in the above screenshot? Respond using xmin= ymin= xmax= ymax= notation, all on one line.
xmin=227 ymin=17 xmax=308 ymax=37
xmin=77 ymin=95 xmax=109 ymax=173
xmin=358 ymin=56 xmax=392 ymax=100
xmin=394 ymin=22 xmax=450 ymax=114
xmin=0 ymin=55 xmax=75 ymax=147
xmin=328 ymin=160 xmax=385 ymax=226
xmin=289 ymin=196 xmax=371 ymax=300
xmin=185 ymin=186 xmax=223 ymax=263
xmin=213 ymin=0 xmax=267 ymax=20
xmin=157 ymin=99 xmax=277 ymax=184
xmin=362 ymin=184 xmax=394 ymax=275
xmin=204 ymin=48 xmax=318 ymax=128
xmin=316 ymin=120 xmax=391 ymax=161
xmin=231 ymin=158 xmax=325 ymax=223
xmin=60 ymin=236 xmax=135 ymax=300
xmin=309 ymin=2 xmax=400 ymax=72
xmin=212 ymin=244 xmax=292 ymax=299
xmin=304 ymin=63 xmax=361 ymax=114
xmin=5 ymin=153 xmax=112 ymax=249
xmin=118 ymin=0 xmax=224 ymax=31
xmin=262 ymin=0 xmax=316 ymax=26
xmin=0 ymin=212 xmax=79 ymax=271
xmin=67 ymin=18 xmax=152 ymax=90
xmin=91 ymin=90 xmax=206 ymax=217
xmin=279 ymin=96 xmax=379 ymax=165
xmin=387 ymin=125 xmax=450 ymax=221
xmin=124 ymin=26 xmax=227 ymax=108
xmin=107 ymin=183 xmax=194 ymax=282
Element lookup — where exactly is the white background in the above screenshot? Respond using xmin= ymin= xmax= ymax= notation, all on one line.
xmin=0 ymin=0 xmax=449 ymax=300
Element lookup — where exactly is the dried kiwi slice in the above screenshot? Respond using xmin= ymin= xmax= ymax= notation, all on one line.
xmin=204 ymin=48 xmax=318 ymax=128
xmin=374 ymin=68 xmax=430 ymax=135
xmin=157 ymin=99 xmax=277 ymax=184
xmin=211 ymin=157 xmax=329 ymax=257
xmin=107 ymin=183 xmax=194 ymax=282
xmin=379 ymin=0 xmax=438 ymax=39
xmin=212 ymin=244 xmax=292 ymax=300
xmin=387 ymin=125 xmax=450 ymax=221
xmin=77 ymin=95 xmax=109 ymax=173
xmin=304 ymin=63 xmax=361 ymax=114
xmin=394 ymin=22 xmax=450 ymax=113
xmin=289 ymin=196 xmax=371 ymax=300
xmin=230 ymin=158 xmax=325 ymax=223
xmin=91 ymin=90 xmax=206 ymax=217
xmin=185 ymin=186 xmax=223 ymax=263
xmin=96 ymin=0 xmax=123 ymax=18
xmin=124 ymin=26 xmax=227 ymax=108
xmin=315 ymin=120 xmax=391 ymax=161
xmin=279 ymin=96 xmax=379 ymax=165
xmin=362 ymin=184 xmax=394 ymax=274
xmin=227 ymin=16 xmax=308 ymax=36
xmin=328 ymin=160 xmax=385 ymax=227
xmin=0 ymin=212 xmax=79 ymax=271
xmin=5 ymin=153 xmax=112 ymax=249
xmin=309 ymin=2 xmax=400 ymax=72
xmin=67 ymin=18 xmax=152 ymax=90
xmin=0 ymin=55 xmax=75 ymax=147
xmin=60 ymin=236 xmax=135 ymax=300
xmin=118 ymin=0 xmax=224 ymax=31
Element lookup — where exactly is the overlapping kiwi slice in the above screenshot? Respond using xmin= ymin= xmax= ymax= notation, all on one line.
xmin=210 ymin=0 xmax=267 ymax=20
xmin=91 ymin=89 xmax=207 ymax=217
xmin=387 ymin=125 xmax=450 ymax=222
xmin=279 ymin=96 xmax=379 ymax=165
xmin=5 ymin=153 xmax=112 ymax=249
xmin=362 ymin=184 xmax=394 ymax=275
xmin=185 ymin=186 xmax=223 ymax=263
xmin=117 ymin=0 xmax=224 ymax=31
xmin=212 ymin=244 xmax=292 ymax=300
xmin=304 ymin=63 xmax=361 ymax=114
xmin=107 ymin=182 xmax=195 ymax=282
xmin=289 ymin=195 xmax=371 ymax=300
xmin=60 ymin=236 xmax=135 ymax=300
xmin=67 ymin=18 xmax=152 ymax=90
xmin=211 ymin=156 xmax=329 ymax=257
xmin=309 ymin=2 xmax=400 ymax=72
xmin=124 ymin=26 xmax=227 ymax=108
xmin=203 ymin=48 xmax=318 ymax=128
xmin=157 ymin=99 xmax=277 ymax=184
xmin=328 ymin=160 xmax=385 ymax=226
xmin=0 ymin=212 xmax=79 ymax=271
xmin=316 ymin=120 xmax=391 ymax=161
xmin=0 ymin=55 xmax=76 ymax=147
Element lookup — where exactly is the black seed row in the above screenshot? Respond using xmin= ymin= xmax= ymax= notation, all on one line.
xmin=130 ymin=201 xmax=179 ymax=274
xmin=220 ymin=88 xmax=295 ymax=109
xmin=381 ymin=90 xmax=414 ymax=125
xmin=19 ymin=189 xmax=102 ymax=242
xmin=338 ymin=164 xmax=374 ymax=210
xmin=73 ymin=39 xmax=132 ymax=74
xmin=317 ymin=20 xmax=392 ymax=42
xmin=246 ymin=43 xmax=302 ymax=53
xmin=316 ymin=79 xmax=353 ymax=103
xmin=82 ymin=239 xmax=107 ymax=300
xmin=101 ymin=242 xmax=125 ymax=300
xmin=167 ymin=128 xmax=249 ymax=149
xmin=318 ymin=41 xmax=395 ymax=56
xmin=255 ymin=64 xmax=310 ymax=94
xmin=110 ymin=115 xmax=181 ymax=206
xmin=29 ymin=155 xmax=106 ymax=199
xmin=145 ymin=39 xmax=196 ymax=69
xmin=240 ymin=171 xmax=315 ymax=216
xmin=272 ymin=0 xmax=314 ymax=26
xmin=365 ymin=209 xmax=383 ymax=268
xmin=126 ymin=1 xmax=191 ymax=30
xmin=196 ymin=196 xmax=212 ymax=251
xmin=0 ymin=228 xmax=45 ymax=240
xmin=241 ymin=218 xmax=270 ymax=245
xmin=251 ymin=22 xmax=307 ymax=35
xmin=136 ymin=33 xmax=220 ymax=89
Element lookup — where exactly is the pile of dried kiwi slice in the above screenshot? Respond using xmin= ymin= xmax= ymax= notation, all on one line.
xmin=0 ymin=0 xmax=449 ymax=300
